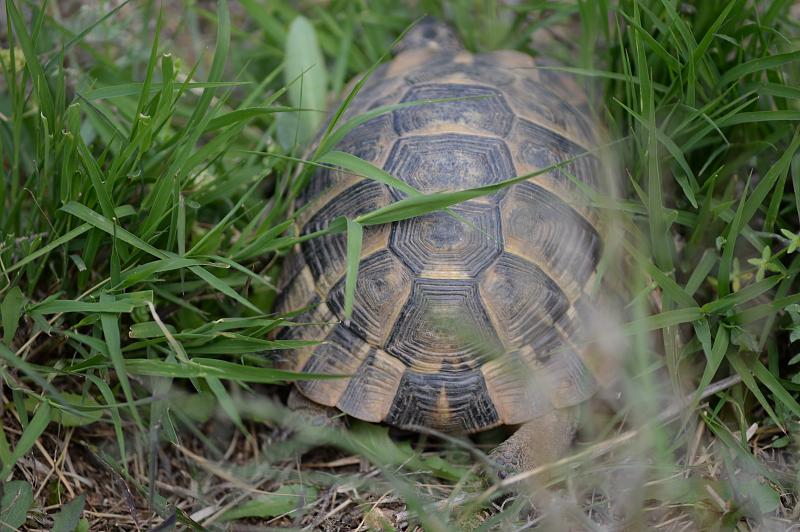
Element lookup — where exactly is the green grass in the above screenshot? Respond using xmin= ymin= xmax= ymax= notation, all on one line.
xmin=1 ymin=0 xmax=799 ymax=529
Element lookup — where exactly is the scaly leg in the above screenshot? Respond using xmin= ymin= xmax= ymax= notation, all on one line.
xmin=489 ymin=407 xmax=577 ymax=480
xmin=287 ymin=387 xmax=345 ymax=429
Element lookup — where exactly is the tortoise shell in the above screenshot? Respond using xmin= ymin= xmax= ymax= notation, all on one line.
xmin=276 ymin=32 xmax=605 ymax=434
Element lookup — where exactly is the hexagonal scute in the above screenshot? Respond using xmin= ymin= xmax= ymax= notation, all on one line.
xmin=384 ymin=134 xmax=516 ymax=199
xmin=510 ymin=78 xmax=597 ymax=148
xmin=384 ymin=368 xmax=501 ymax=432
xmin=510 ymin=119 xmax=602 ymax=192
xmin=479 ymin=252 xmax=570 ymax=350
xmin=385 ymin=279 xmax=504 ymax=372
xmin=328 ymin=250 xmax=414 ymax=346
xmin=394 ymin=84 xmax=514 ymax=137
xmin=500 ymin=182 xmax=600 ymax=299
xmin=389 ymin=203 xmax=502 ymax=278
xmin=302 ymin=180 xmax=391 ymax=290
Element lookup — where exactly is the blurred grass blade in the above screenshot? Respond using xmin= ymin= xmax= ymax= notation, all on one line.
xmin=83 ymin=81 xmax=249 ymax=101
xmin=343 ymin=218 xmax=364 ymax=320
xmin=319 ymin=151 xmax=420 ymax=197
xmin=720 ymin=50 xmax=800 ymax=86
xmin=622 ymin=307 xmax=703 ymax=333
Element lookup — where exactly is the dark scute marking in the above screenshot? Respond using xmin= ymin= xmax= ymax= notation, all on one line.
xmin=273 ymin=267 xmax=314 ymax=316
xmin=276 ymin=249 xmax=307 ymax=292
xmin=385 ymin=279 xmax=504 ymax=371
xmin=519 ymin=79 xmax=596 ymax=144
xmin=298 ymin=166 xmax=338 ymax=208
xmin=389 ymin=203 xmax=502 ymax=277
xmin=394 ymin=84 xmax=514 ymax=137
xmin=299 ymin=115 xmax=395 ymax=206
xmin=384 ymin=134 xmax=516 ymax=200
xmin=302 ymin=180 xmax=390 ymax=282
xmin=479 ymin=253 xmax=569 ymax=351
xmin=502 ymin=182 xmax=600 ymax=289
xmin=337 ymin=349 xmax=405 ymax=422
xmin=405 ymin=61 xmax=514 ymax=86
xmin=513 ymin=119 xmax=602 ymax=191
xmin=328 ymin=250 xmax=414 ymax=345
xmin=385 ymin=368 xmax=500 ymax=432
xmin=297 ymin=324 xmax=366 ymax=404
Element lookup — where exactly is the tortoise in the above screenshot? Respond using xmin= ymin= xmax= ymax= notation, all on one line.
xmin=275 ymin=18 xmax=609 ymax=477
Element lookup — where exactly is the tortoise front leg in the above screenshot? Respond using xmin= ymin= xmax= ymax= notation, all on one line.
xmin=489 ymin=406 xmax=577 ymax=481
xmin=287 ymin=387 xmax=345 ymax=429
xmin=488 ymin=407 xmax=583 ymax=526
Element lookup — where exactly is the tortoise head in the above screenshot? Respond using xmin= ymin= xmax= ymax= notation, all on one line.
xmin=395 ymin=16 xmax=463 ymax=55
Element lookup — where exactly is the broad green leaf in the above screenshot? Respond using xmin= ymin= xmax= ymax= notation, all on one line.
xmin=0 ymin=480 xmax=33 ymax=530
xmin=278 ymin=16 xmax=327 ymax=148
xmin=739 ymin=478 xmax=780 ymax=515
xmin=1 ymin=287 xmax=25 ymax=346
xmin=51 ymin=494 xmax=87 ymax=532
